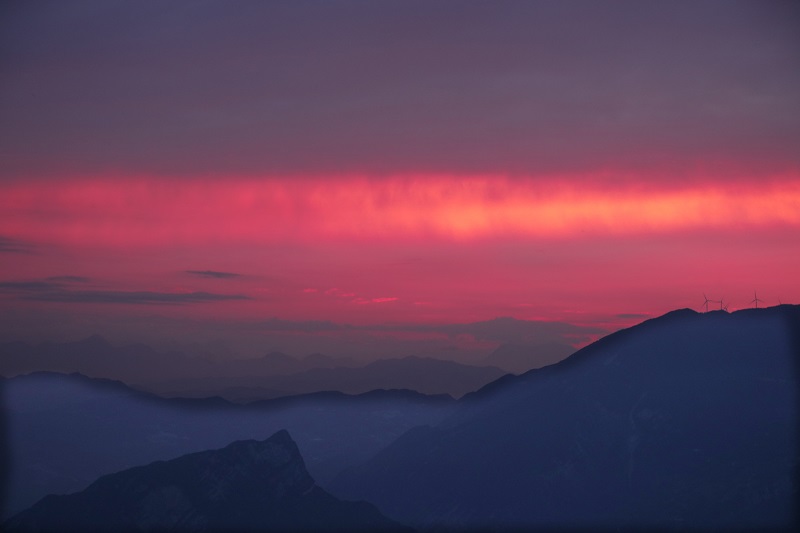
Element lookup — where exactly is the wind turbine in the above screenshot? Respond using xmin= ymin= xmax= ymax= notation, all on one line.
xmin=718 ymin=298 xmax=726 ymax=311
xmin=751 ymin=291 xmax=762 ymax=309
xmin=701 ymin=293 xmax=711 ymax=313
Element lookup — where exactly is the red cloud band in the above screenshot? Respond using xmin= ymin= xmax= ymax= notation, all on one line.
xmin=2 ymin=176 xmax=799 ymax=247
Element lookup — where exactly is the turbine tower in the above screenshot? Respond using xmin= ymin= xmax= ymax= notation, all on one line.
xmin=751 ymin=291 xmax=762 ymax=309
xmin=701 ymin=293 xmax=711 ymax=313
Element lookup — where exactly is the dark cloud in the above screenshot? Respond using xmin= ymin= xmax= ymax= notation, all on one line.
xmin=0 ymin=236 xmax=34 ymax=253
xmin=24 ymin=290 xmax=250 ymax=304
xmin=0 ymin=281 xmax=61 ymax=291
xmin=247 ymin=316 xmax=602 ymax=347
xmin=1 ymin=1 xmax=798 ymax=181
xmin=258 ymin=318 xmax=345 ymax=333
xmin=0 ymin=279 xmax=249 ymax=304
xmin=435 ymin=317 xmax=604 ymax=346
xmin=0 ymin=303 xmax=602 ymax=361
xmin=185 ymin=270 xmax=241 ymax=279
xmin=46 ymin=275 xmax=91 ymax=283
xmin=616 ymin=313 xmax=649 ymax=319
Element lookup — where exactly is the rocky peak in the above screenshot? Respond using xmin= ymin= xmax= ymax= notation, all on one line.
xmin=6 ymin=430 xmax=409 ymax=532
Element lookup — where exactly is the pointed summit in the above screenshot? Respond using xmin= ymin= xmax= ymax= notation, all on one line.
xmin=6 ymin=430 xmax=410 ymax=532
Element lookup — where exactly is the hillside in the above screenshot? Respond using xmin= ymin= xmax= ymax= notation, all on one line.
xmin=5 ymin=430 xmax=409 ymax=532
xmin=2 ymin=372 xmax=453 ymax=519
xmin=332 ymin=306 xmax=800 ymax=530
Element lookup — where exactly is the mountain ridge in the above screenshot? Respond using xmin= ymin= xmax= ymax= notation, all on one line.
xmin=144 ymin=356 xmax=505 ymax=401
xmin=7 ymin=370 xmax=456 ymax=408
xmin=331 ymin=305 xmax=799 ymax=530
xmin=2 ymin=371 xmax=455 ymax=519
xmin=0 ymin=339 xmax=508 ymax=401
xmin=5 ymin=430 xmax=410 ymax=532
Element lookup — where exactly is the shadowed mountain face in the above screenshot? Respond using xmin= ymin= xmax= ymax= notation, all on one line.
xmin=482 ymin=342 xmax=574 ymax=374
xmin=1 ymin=373 xmax=453 ymax=520
xmin=5 ymin=430 xmax=410 ymax=532
xmin=332 ymin=306 xmax=800 ymax=530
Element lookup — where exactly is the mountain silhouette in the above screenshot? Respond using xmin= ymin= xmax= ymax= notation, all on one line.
xmin=158 ymin=356 xmax=505 ymax=400
xmin=5 ymin=430 xmax=410 ymax=532
xmin=482 ymin=341 xmax=574 ymax=373
xmin=332 ymin=306 xmax=800 ymax=530
xmin=1 ymin=339 xmax=503 ymax=400
xmin=0 ymin=336 xmax=211 ymax=383
xmin=2 ymin=372 xmax=453 ymax=520
xmin=0 ymin=340 xmax=352 ymax=384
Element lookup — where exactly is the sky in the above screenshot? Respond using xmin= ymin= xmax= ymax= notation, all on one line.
xmin=1 ymin=0 xmax=799 ymax=361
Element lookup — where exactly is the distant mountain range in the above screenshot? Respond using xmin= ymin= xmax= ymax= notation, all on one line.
xmin=7 ymin=307 xmax=794 ymax=531
xmin=146 ymin=356 xmax=508 ymax=401
xmin=5 ymin=430 xmax=409 ymax=532
xmin=0 ymin=337 xmax=510 ymax=400
xmin=0 ymin=336 xmax=354 ymax=383
xmin=331 ymin=306 xmax=800 ymax=530
xmin=1 ymin=372 xmax=454 ymax=519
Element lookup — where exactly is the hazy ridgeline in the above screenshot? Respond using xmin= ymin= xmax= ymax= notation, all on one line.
xmin=332 ymin=306 xmax=799 ymax=530
xmin=1 ymin=374 xmax=454 ymax=521
xmin=5 ymin=430 xmax=410 ymax=532
xmin=3 ymin=305 xmax=798 ymax=531
xmin=0 ymin=322 xmax=574 ymax=401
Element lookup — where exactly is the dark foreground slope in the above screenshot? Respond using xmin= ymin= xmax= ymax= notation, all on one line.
xmin=1 ymin=373 xmax=453 ymax=519
xmin=332 ymin=306 xmax=800 ymax=531
xmin=5 ymin=430 xmax=410 ymax=532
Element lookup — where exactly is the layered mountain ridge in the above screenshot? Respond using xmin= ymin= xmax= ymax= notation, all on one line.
xmin=1 ymin=371 xmax=454 ymax=520
xmin=0 ymin=339 xmax=510 ymax=401
xmin=5 ymin=430 xmax=409 ymax=532
xmin=3 ymin=306 xmax=797 ymax=531
xmin=332 ymin=306 xmax=800 ymax=530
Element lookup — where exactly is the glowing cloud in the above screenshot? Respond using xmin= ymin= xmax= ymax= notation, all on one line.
xmin=1 ymin=175 xmax=799 ymax=247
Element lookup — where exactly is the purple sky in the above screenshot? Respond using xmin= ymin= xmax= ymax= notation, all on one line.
xmin=1 ymin=1 xmax=798 ymax=362
xmin=2 ymin=0 xmax=798 ymax=181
